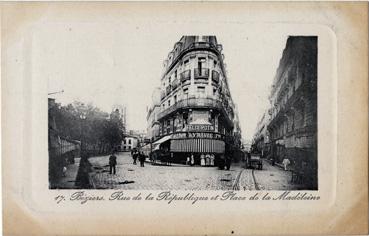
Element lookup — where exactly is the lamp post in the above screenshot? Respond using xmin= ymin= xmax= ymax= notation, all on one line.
xmin=79 ymin=113 xmax=87 ymax=158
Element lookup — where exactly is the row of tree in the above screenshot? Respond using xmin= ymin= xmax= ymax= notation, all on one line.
xmin=50 ymin=101 xmax=125 ymax=155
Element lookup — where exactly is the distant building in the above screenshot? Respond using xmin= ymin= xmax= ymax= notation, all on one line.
xmin=121 ymin=135 xmax=139 ymax=151
xmin=265 ymin=36 xmax=317 ymax=189
xmin=146 ymin=36 xmax=241 ymax=165
xmin=112 ymin=104 xmax=127 ymax=134
xmin=146 ymin=87 xmax=161 ymax=141
xmin=252 ymin=111 xmax=271 ymax=156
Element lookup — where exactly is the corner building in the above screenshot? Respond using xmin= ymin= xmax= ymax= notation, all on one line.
xmin=147 ymin=36 xmax=240 ymax=165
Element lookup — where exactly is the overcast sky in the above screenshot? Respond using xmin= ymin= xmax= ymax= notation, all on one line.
xmin=43 ymin=22 xmax=288 ymax=141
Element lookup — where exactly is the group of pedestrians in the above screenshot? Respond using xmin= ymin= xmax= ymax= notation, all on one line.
xmin=200 ymin=153 xmax=215 ymax=166
xmin=131 ymin=149 xmax=146 ymax=167
xmin=108 ymin=149 xmax=147 ymax=175
xmin=186 ymin=153 xmax=215 ymax=166
xmin=186 ymin=153 xmax=195 ymax=166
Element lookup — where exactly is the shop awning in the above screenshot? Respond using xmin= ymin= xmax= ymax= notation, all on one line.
xmin=170 ymin=139 xmax=225 ymax=153
xmin=153 ymin=135 xmax=172 ymax=145
xmin=152 ymin=135 xmax=173 ymax=151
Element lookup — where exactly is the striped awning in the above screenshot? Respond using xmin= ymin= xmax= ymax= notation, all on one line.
xmin=170 ymin=139 xmax=225 ymax=153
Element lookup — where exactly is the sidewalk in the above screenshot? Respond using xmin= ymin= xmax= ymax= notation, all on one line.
xmin=265 ymin=158 xmax=284 ymax=169
xmin=56 ymin=158 xmax=80 ymax=189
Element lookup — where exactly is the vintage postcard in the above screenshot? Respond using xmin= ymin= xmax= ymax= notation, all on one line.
xmin=2 ymin=2 xmax=368 ymax=235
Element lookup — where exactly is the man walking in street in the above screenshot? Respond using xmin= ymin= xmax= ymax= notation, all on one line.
xmin=132 ymin=149 xmax=138 ymax=165
xmin=139 ymin=151 xmax=145 ymax=167
xmin=109 ymin=152 xmax=117 ymax=175
xmin=282 ymin=158 xmax=291 ymax=171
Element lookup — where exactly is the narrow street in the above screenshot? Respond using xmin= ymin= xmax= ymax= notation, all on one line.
xmin=87 ymin=152 xmax=297 ymax=190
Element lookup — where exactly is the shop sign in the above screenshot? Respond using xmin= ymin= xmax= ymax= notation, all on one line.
xmin=172 ymin=132 xmax=224 ymax=140
xmin=186 ymin=124 xmax=214 ymax=132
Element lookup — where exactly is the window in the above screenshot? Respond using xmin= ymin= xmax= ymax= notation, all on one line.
xmin=175 ymin=70 xmax=177 ymax=79
xmin=197 ymin=86 xmax=205 ymax=93
xmin=174 ymin=95 xmax=177 ymax=103
xmin=168 ymin=100 xmax=171 ymax=107
xmin=214 ymin=60 xmax=218 ymax=67
xmin=183 ymin=88 xmax=189 ymax=94
xmin=168 ymin=76 xmax=171 ymax=84
xmin=213 ymin=88 xmax=217 ymax=95
xmin=167 ymin=120 xmax=171 ymax=134
xmin=184 ymin=60 xmax=189 ymax=65
xmin=128 ymin=139 xmax=131 ymax=144
xmin=198 ymin=57 xmax=206 ymax=73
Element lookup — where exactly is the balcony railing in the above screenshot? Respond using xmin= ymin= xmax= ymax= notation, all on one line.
xmin=160 ymin=91 xmax=166 ymax=100
xmin=194 ymin=68 xmax=209 ymax=79
xmin=172 ymin=79 xmax=179 ymax=90
xmin=166 ymin=86 xmax=172 ymax=95
xmin=180 ymin=70 xmax=191 ymax=83
xmin=212 ymin=70 xmax=220 ymax=84
xmin=164 ymin=41 xmax=222 ymax=76
xmin=157 ymin=97 xmax=234 ymax=125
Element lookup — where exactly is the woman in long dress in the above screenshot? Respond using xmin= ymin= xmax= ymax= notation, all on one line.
xmin=210 ymin=154 xmax=215 ymax=166
xmin=190 ymin=153 xmax=195 ymax=166
xmin=200 ymin=154 xmax=205 ymax=166
xmin=205 ymin=153 xmax=211 ymax=166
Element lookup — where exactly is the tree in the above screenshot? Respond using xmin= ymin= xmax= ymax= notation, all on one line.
xmin=50 ymin=101 xmax=123 ymax=155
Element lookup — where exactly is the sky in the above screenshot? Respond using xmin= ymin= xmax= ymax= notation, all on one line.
xmin=42 ymin=22 xmax=288 ymax=141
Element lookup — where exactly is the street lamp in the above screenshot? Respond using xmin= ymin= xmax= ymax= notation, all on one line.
xmin=79 ymin=113 xmax=87 ymax=158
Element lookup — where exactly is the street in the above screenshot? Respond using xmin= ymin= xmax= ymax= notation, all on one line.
xmin=87 ymin=152 xmax=299 ymax=190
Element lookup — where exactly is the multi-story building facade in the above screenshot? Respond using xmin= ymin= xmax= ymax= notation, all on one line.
xmin=147 ymin=36 xmax=241 ymax=165
xmin=121 ymin=135 xmax=139 ymax=151
xmin=266 ymin=36 xmax=317 ymax=189
xmin=252 ymin=111 xmax=271 ymax=157
xmin=146 ymin=87 xmax=161 ymax=141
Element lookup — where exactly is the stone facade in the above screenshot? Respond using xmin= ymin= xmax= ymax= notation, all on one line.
xmin=255 ymin=36 xmax=317 ymax=189
xmin=147 ymin=36 xmax=241 ymax=164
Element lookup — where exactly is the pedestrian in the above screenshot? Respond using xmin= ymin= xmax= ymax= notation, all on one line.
xmin=282 ymin=158 xmax=291 ymax=171
xmin=223 ymin=155 xmax=231 ymax=170
xmin=62 ymin=166 xmax=67 ymax=177
xmin=205 ymin=153 xmax=211 ymax=166
xmin=139 ymin=151 xmax=145 ymax=167
xmin=169 ymin=153 xmax=173 ymax=166
xmin=109 ymin=152 xmax=117 ymax=175
xmin=133 ymin=150 xmax=138 ymax=165
xmin=190 ymin=153 xmax=195 ymax=166
xmin=200 ymin=154 xmax=205 ymax=166
xmin=186 ymin=156 xmax=190 ymax=165
xmin=210 ymin=154 xmax=215 ymax=166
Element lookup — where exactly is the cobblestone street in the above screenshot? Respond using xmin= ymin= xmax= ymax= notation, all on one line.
xmin=87 ymin=152 xmax=297 ymax=190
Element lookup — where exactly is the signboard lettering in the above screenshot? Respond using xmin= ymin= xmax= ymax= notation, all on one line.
xmin=172 ymin=132 xmax=224 ymax=140
xmin=186 ymin=124 xmax=214 ymax=131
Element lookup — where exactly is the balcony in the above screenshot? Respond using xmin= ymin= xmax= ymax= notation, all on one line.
xmin=212 ymin=70 xmax=220 ymax=84
xmin=157 ymin=97 xmax=234 ymax=127
xmin=160 ymin=91 xmax=166 ymax=101
xmin=194 ymin=68 xmax=209 ymax=79
xmin=166 ymin=86 xmax=171 ymax=95
xmin=172 ymin=79 xmax=179 ymax=90
xmin=180 ymin=70 xmax=191 ymax=83
xmin=164 ymin=41 xmax=223 ymax=76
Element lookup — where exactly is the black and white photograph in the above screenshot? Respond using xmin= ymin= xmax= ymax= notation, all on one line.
xmin=3 ymin=2 xmax=368 ymax=236
xmin=48 ymin=34 xmax=317 ymax=191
